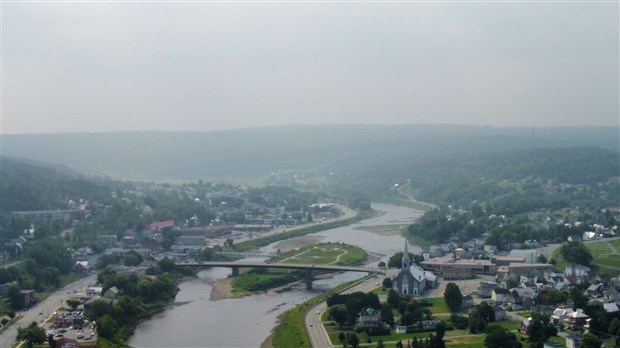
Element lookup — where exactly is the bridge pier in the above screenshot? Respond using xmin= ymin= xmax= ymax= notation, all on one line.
xmin=305 ymin=269 xmax=313 ymax=290
xmin=231 ymin=266 xmax=239 ymax=277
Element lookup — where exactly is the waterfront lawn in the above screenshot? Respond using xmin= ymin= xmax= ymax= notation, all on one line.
xmin=273 ymin=243 xmax=368 ymax=267
xmin=231 ymin=268 xmax=302 ymax=294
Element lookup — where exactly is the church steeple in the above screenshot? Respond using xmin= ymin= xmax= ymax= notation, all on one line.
xmin=401 ymin=241 xmax=411 ymax=269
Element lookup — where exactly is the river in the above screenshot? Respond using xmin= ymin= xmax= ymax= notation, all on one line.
xmin=128 ymin=203 xmax=424 ymax=348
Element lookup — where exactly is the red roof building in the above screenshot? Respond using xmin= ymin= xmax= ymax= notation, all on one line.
xmin=145 ymin=220 xmax=175 ymax=232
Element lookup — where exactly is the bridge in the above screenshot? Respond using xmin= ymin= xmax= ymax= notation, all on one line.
xmin=175 ymin=261 xmax=384 ymax=290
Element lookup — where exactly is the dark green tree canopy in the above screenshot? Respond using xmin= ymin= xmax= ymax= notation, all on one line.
xmin=444 ymin=282 xmax=463 ymax=312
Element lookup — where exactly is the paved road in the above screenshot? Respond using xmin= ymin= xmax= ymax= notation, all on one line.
xmin=0 ymin=274 xmax=97 ymax=348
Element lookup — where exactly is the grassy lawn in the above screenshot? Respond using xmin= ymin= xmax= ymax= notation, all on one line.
xmin=585 ymin=242 xmax=614 ymax=255
xmin=426 ymin=297 xmax=449 ymax=314
xmin=444 ymin=335 xmax=485 ymax=348
xmin=275 ymin=243 xmax=368 ymax=266
xmin=494 ymin=320 xmax=520 ymax=331
xmin=231 ymin=268 xmax=302 ymax=294
xmin=609 ymin=239 xmax=620 ymax=252
xmin=584 ymin=240 xmax=620 ymax=276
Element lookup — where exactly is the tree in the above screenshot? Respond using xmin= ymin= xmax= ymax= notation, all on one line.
xmin=387 ymin=289 xmax=401 ymax=308
xmin=376 ymin=339 xmax=385 ymax=348
xmin=537 ymin=254 xmax=548 ymax=263
xmin=484 ymin=325 xmax=522 ymax=348
xmin=382 ymin=277 xmax=393 ymax=289
xmin=388 ymin=252 xmax=418 ymax=268
xmin=123 ymin=251 xmax=143 ymax=266
xmin=346 ymin=332 xmax=360 ymax=348
xmin=431 ymin=321 xmax=446 ymax=348
xmin=380 ymin=304 xmax=395 ymax=326
xmin=16 ymin=321 xmax=46 ymax=348
xmin=527 ymin=313 xmax=557 ymax=348
xmin=609 ymin=318 xmax=620 ymax=347
xmin=7 ymin=284 xmax=25 ymax=310
xmin=66 ymin=298 xmax=81 ymax=310
xmin=444 ymin=282 xmax=463 ymax=312
xmin=329 ymin=304 xmax=348 ymax=327
xmin=561 ymin=242 xmax=593 ymax=266
xmin=581 ymin=333 xmax=602 ymax=348
xmin=158 ymin=257 xmax=175 ymax=273
xmin=338 ymin=332 xmax=346 ymax=345
xmin=97 ymin=314 xmax=119 ymax=339
xmin=568 ymin=286 xmax=589 ymax=309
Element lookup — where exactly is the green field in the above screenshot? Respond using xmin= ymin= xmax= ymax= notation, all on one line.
xmin=273 ymin=243 xmax=368 ymax=266
xmin=585 ymin=239 xmax=620 ymax=276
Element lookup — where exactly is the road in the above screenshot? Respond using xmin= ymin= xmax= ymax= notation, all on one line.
xmin=305 ymin=276 xmax=383 ymax=348
xmin=0 ymin=274 xmax=97 ymax=348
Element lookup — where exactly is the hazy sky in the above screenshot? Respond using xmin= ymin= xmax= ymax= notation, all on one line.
xmin=2 ymin=1 xmax=618 ymax=134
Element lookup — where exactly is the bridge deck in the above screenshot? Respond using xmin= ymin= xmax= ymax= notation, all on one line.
xmin=175 ymin=261 xmax=383 ymax=273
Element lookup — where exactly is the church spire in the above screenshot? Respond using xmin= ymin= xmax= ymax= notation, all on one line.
xmin=402 ymin=241 xmax=411 ymax=269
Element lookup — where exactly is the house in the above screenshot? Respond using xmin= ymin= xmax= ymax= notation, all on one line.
xmin=86 ymin=286 xmax=103 ymax=296
xmin=565 ymin=264 xmax=591 ymax=277
xmin=494 ymin=305 xmax=507 ymax=321
xmin=461 ymin=295 xmax=475 ymax=309
xmin=520 ymin=318 xmax=530 ymax=333
xmin=604 ymin=287 xmax=620 ymax=302
xmin=563 ymin=309 xmax=590 ymax=331
xmin=603 ymin=302 xmax=619 ymax=314
xmin=582 ymin=231 xmax=597 ymax=241
xmin=567 ymin=235 xmax=582 ymax=243
xmin=358 ymin=308 xmax=381 ymax=328
xmin=392 ymin=242 xmax=426 ymax=296
xmin=145 ymin=220 xmax=175 ymax=233
xmin=104 ymin=286 xmax=119 ymax=298
xmin=492 ymin=288 xmax=511 ymax=303
xmin=479 ymin=281 xmax=499 ymax=298
xmin=551 ymin=308 xmax=573 ymax=325
xmin=20 ymin=290 xmax=36 ymax=306
xmin=74 ymin=261 xmax=89 ymax=273
xmin=586 ymin=284 xmax=603 ymax=298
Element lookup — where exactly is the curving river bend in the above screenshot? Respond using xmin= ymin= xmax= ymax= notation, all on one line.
xmin=129 ymin=203 xmax=423 ymax=348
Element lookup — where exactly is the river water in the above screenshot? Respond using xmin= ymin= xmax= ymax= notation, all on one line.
xmin=129 ymin=203 xmax=423 ymax=348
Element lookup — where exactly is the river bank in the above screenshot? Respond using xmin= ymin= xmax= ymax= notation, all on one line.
xmin=129 ymin=203 xmax=425 ymax=348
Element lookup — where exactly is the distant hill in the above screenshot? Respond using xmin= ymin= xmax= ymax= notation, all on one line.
xmin=2 ymin=125 xmax=618 ymax=181
xmin=1 ymin=125 xmax=618 ymax=203
xmin=0 ymin=157 xmax=111 ymax=213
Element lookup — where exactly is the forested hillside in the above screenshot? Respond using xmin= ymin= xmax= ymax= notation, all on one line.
xmin=0 ymin=157 xmax=111 ymax=213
